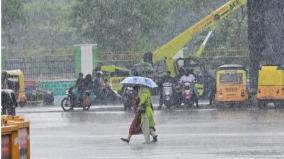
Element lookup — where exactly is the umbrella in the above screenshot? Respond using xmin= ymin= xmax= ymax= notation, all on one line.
xmin=120 ymin=76 xmax=158 ymax=88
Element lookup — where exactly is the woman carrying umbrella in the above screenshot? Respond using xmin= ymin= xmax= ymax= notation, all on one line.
xmin=120 ymin=77 xmax=158 ymax=144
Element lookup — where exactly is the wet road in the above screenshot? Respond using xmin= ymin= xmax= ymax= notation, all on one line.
xmin=18 ymin=106 xmax=284 ymax=159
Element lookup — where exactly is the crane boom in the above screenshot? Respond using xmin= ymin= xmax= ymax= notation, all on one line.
xmin=194 ymin=30 xmax=214 ymax=58
xmin=152 ymin=0 xmax=247 ymax=76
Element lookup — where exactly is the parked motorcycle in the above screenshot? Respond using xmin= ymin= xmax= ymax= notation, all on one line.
xmin=122 ymin=86 xmax=135 ymax=111
xmin=181 ymin=82 xmax=195 ymax=108
xmin=61 ymin=87 xmax=95 ymax=111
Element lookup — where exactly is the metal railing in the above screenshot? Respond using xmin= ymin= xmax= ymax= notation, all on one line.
xmin=3 ymin=48 xmax=248 ymax=80
xmin=4 ymin=55 xmax=75 ymax=80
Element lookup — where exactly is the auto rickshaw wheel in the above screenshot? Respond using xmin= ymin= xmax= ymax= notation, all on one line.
xmin=8 ymin=107 xmax=16 ymax=116
xmin=19 ymin=101 xmax=25 ymax=107
xmin=274 ymin=102 xmax=283 ymax=108
xmin=257 ymin=100 xmax=267 ymax=108
xmin=248 ymin=96 xmax=257 ymax=107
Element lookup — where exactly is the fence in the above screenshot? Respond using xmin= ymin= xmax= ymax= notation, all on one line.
xmin=3 ymin=48 xmax=249 ymax=80
xmin=4 ymin=55 xmax=75 ymax=80
xmin=97 ymin=51 xmax=144 ymax=68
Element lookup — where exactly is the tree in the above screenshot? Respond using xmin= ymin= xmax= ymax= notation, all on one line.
xmin=2 ymin=0 xmax=25 ymax=45
xmin=71 ymin=0 xmax=173 ymax=51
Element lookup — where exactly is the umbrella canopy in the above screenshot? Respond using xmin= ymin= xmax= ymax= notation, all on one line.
xmin=120 ymin=76 xmax=158 ymax=88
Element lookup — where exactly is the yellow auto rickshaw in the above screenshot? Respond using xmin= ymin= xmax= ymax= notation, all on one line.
xmin=101 ymin=65 xmax=130 ymax=94
xmin=5 ymin=69 xmax=27 ymax=106
xmin=256 ymin=65 xmax=284 ymax=107
xmin=215 ymin=64 xmax=249 ymax=106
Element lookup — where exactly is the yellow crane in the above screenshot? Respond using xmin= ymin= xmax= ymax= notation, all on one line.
xmin=152 ymin=0 xmax=247 ymax=76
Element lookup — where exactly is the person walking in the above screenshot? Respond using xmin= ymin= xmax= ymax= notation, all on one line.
xmin=121 ymin=86 xmax=158 ymax=144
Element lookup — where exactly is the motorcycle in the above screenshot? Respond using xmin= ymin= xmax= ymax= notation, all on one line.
xmin=61 ymin=87 xmax=95 ymax=111
xmin=161 ymin=82 xmax=174 ymax=109
xmin=181 ymin=82 xmax=195 ymax=108
xmin=95 ymin=86 xmax=121 ymax=104
xmin=122 ymin=86 xmax=135 ymax=111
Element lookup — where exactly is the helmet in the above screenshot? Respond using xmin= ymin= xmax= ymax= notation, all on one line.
xmin=185 ymin=69 xmax=190 ymax=76
xmin=96 ymin=71 xmax=103 ymax=76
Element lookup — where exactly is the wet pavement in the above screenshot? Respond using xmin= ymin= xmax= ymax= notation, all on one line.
xmin=17 ymin=105 xmax=284 ymax=159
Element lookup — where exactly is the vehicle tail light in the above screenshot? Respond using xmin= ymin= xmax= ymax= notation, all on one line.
xmin=219 ymin=89 xmax=222 ymax=95
xmin=241 ymin=89 xmax=245 ymax=97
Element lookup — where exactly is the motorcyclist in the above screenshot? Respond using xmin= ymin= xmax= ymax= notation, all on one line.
xmin=83 ymin=74 xmax=93 ymax=91
xmin=92 ymin=63 xmax=103 ymax=80
xmin=75 ymin=73 xmax=84 ymax=103
xmin=179 ymin=69 xmax=199 ymax=107
xmin=158 ymin=71 xmax=175 ymax=109
xmin=93 ymin=71 xmax=105 ymax=99
xmin=101 ymin=78 xmax=110 ymax=95
xmin=75 ymin=73 xmax=84 ymax=91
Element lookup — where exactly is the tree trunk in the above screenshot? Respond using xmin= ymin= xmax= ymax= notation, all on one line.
xmin=247 ymin=0 xmax=284 ymax=91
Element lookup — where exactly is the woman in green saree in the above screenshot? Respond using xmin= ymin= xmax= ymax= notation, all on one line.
xmin=121 ymin=87 xmax=158 ymax=144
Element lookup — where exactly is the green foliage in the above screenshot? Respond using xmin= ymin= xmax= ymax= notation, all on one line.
xmin=71 ymin=0 xmax=172 ymax=51
xmin=2 ymin=0 xmax=248 ymax=57
xmin=2 ymin=0 xmax=25 ymax=44
xmin=2 ymin=0 xmax=77 ymax=55
xmin=21 ymin=0 xmax=76 ymax=50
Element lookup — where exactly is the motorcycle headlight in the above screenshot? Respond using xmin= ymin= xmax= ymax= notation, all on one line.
xmin=163 ymin=87 xmax=172 ymax=95
xmin=65 ymin=90 xmax=69 ymax=94
xmin=165 ymin=96 xmax=170 ymax=100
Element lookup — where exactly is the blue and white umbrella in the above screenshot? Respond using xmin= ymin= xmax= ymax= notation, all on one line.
xmin=120 ymin=76 xmax=158 ymax=88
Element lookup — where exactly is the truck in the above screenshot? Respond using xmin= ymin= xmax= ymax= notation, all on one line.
xmin=153 ymin=0 xmax=247 ymax=75
xmin=137 ymin=0 xmax=247 ymax=97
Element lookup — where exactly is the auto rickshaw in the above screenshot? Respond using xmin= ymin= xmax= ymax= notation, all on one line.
xmin=25 ymin=80 xmax=54 ymax=105
xmin=215 ymin=64 xmax=249 ymax=106
xmin=5 ymin=70 xmax=27 ymax=106
xmin=256 ymin=65 xmax=284 ymax=107
xmin=101 ymin=65 xmax=131 ymax=94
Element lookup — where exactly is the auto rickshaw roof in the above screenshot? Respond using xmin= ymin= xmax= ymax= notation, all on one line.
xmin=6 ymin=69 xmax=24 ymax=76
xmin=260 ymin=65 xmax=284 ymax=70
xmin=101 ymin=65 xmax=130 ymax=72
xmin=217 ymin=64 xmax=246 ymax=70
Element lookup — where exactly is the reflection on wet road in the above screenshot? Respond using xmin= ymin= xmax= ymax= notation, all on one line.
xmin=18 ymin=107 xmax=284 ymax=159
